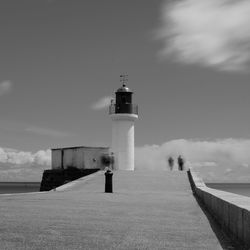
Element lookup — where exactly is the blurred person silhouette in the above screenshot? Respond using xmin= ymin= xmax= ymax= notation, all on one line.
xmin=168 ymin=156 xmax=174 ymax=171
xmin=177 ymin=155 xmax=184 ymax=171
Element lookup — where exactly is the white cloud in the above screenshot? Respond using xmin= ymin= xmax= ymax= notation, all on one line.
xmin=0 ymin=80 xmax=12 ymax=96
xmin=0 ymin=147 xmax=51 ymax=181
xmin=91 ymin=96 xmax=113 ymax=110
xmin=25 ymin=126 xmax=72 ymax=137
xmin=189 ymin=161 xmax=218 ymax=168
xmin=33 ymin=149 xmax=51 ymax=165
xmin=135 ymin=139 xmax=250 ymax=181
xmin=2 ymin=139 xmax=250 ymax=182
xmin=158 ymin=0 xmax=250 ymax=71
xmin=0 ymin=147 xmax=51 ymax=166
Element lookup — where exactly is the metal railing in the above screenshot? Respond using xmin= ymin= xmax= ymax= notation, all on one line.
xmin=109 ymin=103 xmax=138 ymax=115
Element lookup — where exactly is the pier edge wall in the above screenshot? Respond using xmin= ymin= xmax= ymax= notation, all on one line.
xmin=40 ymin=168 xmax=99 ymax=191
xmin=188 ymin=169 xmax=250 ymax=248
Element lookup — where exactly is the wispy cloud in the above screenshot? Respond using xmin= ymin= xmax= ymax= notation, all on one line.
xmin=91 ymin=96 xmax=113 ymax=110
xmin=158 ymin=0 xmax=250 ymax=71
xmin=25 ymin=126 xmax=73 ymax=137
xmin=0 ymin=80 xmax=12 ymax=96
xmin=135 ymin=138 xmax=250 ymax=181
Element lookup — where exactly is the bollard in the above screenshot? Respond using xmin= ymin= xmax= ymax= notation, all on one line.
xmin=105 ymin=169 xmax=113 ymax=193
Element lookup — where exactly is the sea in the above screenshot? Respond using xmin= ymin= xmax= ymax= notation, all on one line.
xmin=206 ymin=183 xmax=250 ymax=198
xmin=0 ymin=182 xmax=41 ymax=194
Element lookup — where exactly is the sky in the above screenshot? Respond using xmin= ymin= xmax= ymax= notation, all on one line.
xmin=1 ymin=0 xmax=250 ymax=181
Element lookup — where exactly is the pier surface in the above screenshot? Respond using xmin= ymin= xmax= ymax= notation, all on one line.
xmin=0 ymin=171 xmax=234 ymax=249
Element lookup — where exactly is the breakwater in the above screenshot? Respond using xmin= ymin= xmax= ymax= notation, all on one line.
xmin=40 ymin=168 xmax=99 ymax=191
xmin=0 ymin=171 xmax=234 ymax=249
xmin=188 ymin=169 xmax=250 ymax=248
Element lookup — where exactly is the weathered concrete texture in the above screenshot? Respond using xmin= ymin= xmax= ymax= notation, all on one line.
xmin=52 ymin=146 xmax=109 ymax=170
xmin=188 ymin=170 xmax=250 ymax=248
xmin=0 ymin=171 xmax=227 ymax=249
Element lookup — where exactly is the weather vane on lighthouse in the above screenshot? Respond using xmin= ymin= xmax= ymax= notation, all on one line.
xmin=109 ymin=76 xmax=138 ymax=171
xmin=120 ymin=74 xmax=128 ymax=86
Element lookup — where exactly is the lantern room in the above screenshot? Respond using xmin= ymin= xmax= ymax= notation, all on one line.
xmin=109 ymin=84 xmax=138 ymax=115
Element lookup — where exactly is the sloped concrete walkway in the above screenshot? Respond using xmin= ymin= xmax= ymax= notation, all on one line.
xmin=0 ymin=171 xmax=231 ymax=249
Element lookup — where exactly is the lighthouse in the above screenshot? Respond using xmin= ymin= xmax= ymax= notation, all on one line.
xmin=109 ymin=77 xmax=138 ymax=170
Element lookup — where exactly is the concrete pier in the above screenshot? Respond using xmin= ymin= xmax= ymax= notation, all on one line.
xmin=188 ymin=169 xmax=250 ymax=249
xmin=0 ymin=171 xmax=238 ymax=249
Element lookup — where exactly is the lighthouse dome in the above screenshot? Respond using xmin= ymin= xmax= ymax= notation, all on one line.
xmin=116 ymin=84 xmax=132 ymax=93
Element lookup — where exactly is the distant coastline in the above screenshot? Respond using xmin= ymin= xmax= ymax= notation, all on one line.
xmin=0 ymin=182 xmax=40 ymax=194
xmin=206 ymin=183 xmax=250 ymax=198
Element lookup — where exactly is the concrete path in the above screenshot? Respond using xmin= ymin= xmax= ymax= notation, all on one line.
xmin=0 ymin=171 xmax=233 ymax=249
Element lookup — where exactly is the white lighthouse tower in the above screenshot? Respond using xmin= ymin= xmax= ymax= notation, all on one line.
xmin=109 ymin=77 xmax=138 ymax=171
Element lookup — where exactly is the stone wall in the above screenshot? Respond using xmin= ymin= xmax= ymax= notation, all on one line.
xmin=40 ymin=168 xmax=99 ymax=191
xmin=188 ymin=169 xmax=250 ymax=248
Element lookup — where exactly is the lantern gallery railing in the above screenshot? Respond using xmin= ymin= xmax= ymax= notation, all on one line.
xmin=109 ymin=103 xmax=138 ymax=115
